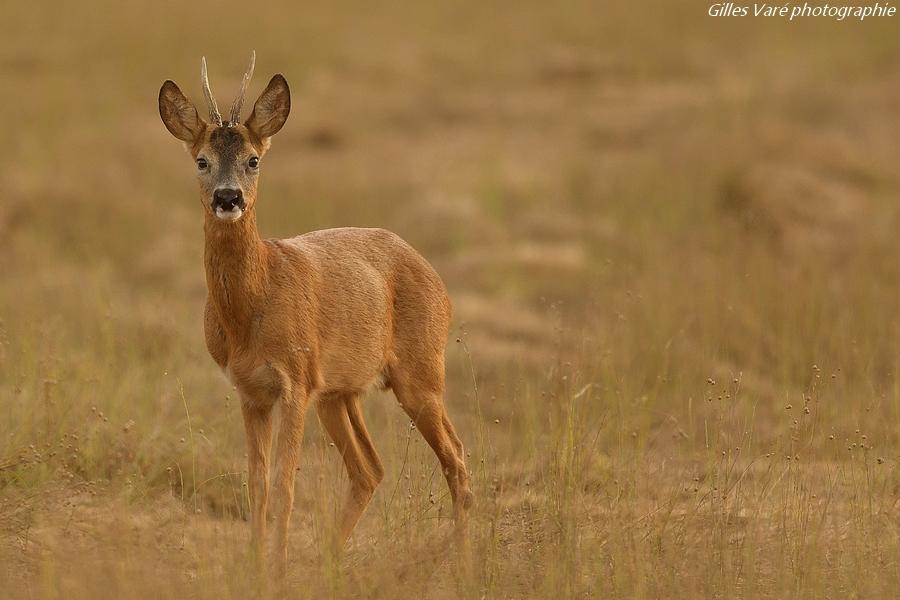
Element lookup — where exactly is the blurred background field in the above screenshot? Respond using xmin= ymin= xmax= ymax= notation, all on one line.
xmin=1 ymin=1 xmax=899 ymax=597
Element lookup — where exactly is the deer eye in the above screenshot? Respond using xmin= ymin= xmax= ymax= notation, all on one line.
xmin=196 ymin=158 xmax=209 ymax=170
xmin=248 ymin=156 xmax=259 ymax=169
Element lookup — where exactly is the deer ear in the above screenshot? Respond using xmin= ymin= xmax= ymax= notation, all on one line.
xmin=159 ymin=80 xmax=205 ymax=143
xmin=245 ymin=74 xmax=290 ymax=143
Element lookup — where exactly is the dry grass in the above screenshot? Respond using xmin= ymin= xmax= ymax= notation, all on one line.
xmin=1 ymin=1 xmax=899 ymax=597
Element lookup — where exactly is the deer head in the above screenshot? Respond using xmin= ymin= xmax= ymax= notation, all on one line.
xmin=158 ymin=52 xmax=291 ymax=222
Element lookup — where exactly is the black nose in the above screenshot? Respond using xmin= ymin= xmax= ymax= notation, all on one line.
xmin=213 ymin=188 xmax=244 ymax=210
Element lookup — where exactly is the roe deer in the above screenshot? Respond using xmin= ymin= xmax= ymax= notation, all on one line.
xmin=158 ymin=53 xmax=473 ymax=566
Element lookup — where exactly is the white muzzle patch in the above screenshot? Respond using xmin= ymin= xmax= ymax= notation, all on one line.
xmin=215 ymin=206 xmax=244 ymax=222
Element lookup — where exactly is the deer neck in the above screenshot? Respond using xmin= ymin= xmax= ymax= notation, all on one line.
xmin=203 ymin=207 xmax=268 ymax=342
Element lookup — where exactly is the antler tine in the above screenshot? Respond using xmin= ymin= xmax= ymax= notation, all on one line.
xmin=229 ymin=50 xmax=256 ymax=125
xmin=200 ymin=56 xmax=223 ymax=127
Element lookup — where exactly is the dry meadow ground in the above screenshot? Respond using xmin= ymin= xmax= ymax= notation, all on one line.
xmin=1 ymin=1 xmax=899 ymax=598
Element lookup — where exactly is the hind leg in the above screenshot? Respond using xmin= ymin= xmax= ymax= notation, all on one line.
xmin=391 ymin=369 xmax=474 ymax=535
xmin=316 ymin=391 xmax=385 ymax=546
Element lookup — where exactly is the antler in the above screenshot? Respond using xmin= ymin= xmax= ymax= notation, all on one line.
xmin=200 ymin=57 xmax=223 ymax=127
xmin=229 ymin=51 xmax=256 ymax=125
